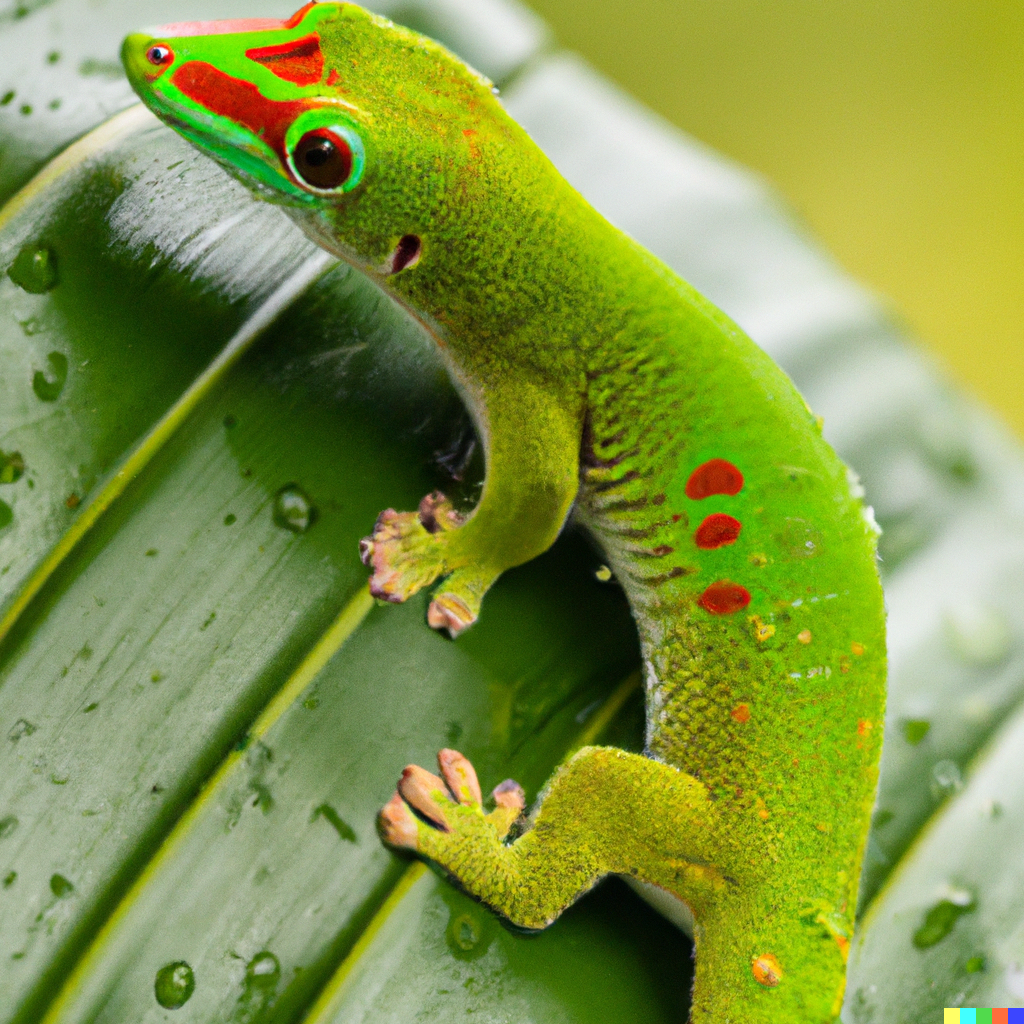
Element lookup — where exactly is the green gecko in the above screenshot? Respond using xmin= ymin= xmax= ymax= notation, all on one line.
xmin=122 ymin=5 xmax=886 ymax=1020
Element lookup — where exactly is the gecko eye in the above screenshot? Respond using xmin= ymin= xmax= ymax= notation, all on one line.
xmin=146 ymin=44 xmax=174 ymax=66
xmin=292 ymin=129 xmax=353 ymax=190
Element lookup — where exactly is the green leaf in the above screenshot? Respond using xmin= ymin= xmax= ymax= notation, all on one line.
xmin=4 ymin=0 xmax=1024 ymax=1020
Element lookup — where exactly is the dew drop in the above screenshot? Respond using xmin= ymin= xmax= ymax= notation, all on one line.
xmin=0 ymin=450 xmax=25 ymax=485
xmin=965 ymin=955 xmax=986 ymax=973
xmin=0 ymin=501 xmax=11 ymax=531
xmin=223 ymin=513 xmax=236 ymax=526
xmin=245 ymin=950 xmax=281 ymax=989
xmin=446 ymin=910 xmax=493 ymax=960
xmin=32 ymin=352 xmax=68 ymax=402
xmin=154 ymin=960 xmax=195 ymax=1009
xmin=7 ymin=244 xmax=58 ymax=293
xmin=273 ymin=484 xmax=316 ymax=533
xmin=8 ymin=719 xmax=36 ymax=741
xmin=0 ymin=815 xmax=18 ymax=839
xmin=930 ymin=760 xmax=963 ymax=801
xmin=49 ymin=873 xmax=74 ymax=898
xmin=903 ymin=719 xmax=931 ymax=746
xmin=3 ymin=871 xmax=15 ymax=888
xmin=912 ymin=892 xmax=975 ymax=949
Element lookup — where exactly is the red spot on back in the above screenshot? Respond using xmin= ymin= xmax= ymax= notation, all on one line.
xmin=695 ymin=513 xmax=742 ymax=549
xmin=172 ymin=61 xmax=309 ymax=164
xmin=698 ymin=581 xmax=751 ymax=615
xmin=731 ymin=703 xmax=751 ymax=723
xmin=686 ymin=459 xmax=743 ymax=500
xmin=246 ymin=33 xmax=323 ymax=86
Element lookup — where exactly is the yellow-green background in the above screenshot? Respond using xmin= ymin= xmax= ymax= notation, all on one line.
xmin=524 ymin=0 xmax=1024 ymax=437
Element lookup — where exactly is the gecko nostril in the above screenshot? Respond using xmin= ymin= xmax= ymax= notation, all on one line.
xmin=388 ymin=234 xmax=422 ymax=275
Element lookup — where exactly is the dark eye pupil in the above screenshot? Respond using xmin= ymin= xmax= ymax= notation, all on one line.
xmin=293 ymin=130 xmax=353 ymax=190
xmin=146 ymin=45 xmax=172 ymax=66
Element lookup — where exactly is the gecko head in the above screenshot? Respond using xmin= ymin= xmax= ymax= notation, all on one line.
xmin=122 ymin=2 xmax=499 ymax=273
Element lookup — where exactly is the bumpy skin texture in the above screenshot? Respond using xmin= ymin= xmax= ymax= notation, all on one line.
xmin=123 ymin=7 xmax=887 ymax=1021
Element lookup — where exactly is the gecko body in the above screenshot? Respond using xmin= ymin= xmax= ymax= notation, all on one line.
xmin=122 ymin=6 xmax=886 ymax=1020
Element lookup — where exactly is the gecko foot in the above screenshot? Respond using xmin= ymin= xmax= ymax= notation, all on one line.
xmin=359 ymin=492 xmax=464 ymax=603
xmin=378 ymin=748 xmax=526 ymax=855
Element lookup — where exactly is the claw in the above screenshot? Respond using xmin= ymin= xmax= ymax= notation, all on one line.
xmin=358 ymin=536 xmax=374 ymax=566
xmin=427 ymin=593 xmax=476 ymax=636
xmin=398 ymin=765 xmax=453 ymax=831
xmin=492 ymin=778 xmax=526 ymax=812
xmin=378 ymin=792 xmax=419 ymax=849
xmin=417 ymin=491 xmax=464 ymax=534
xmin=438 ymin=748 xmax=482 ymax=806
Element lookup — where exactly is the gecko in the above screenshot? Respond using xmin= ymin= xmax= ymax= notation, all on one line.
xmin=121 ymin=5 xmax=886 ymax=1020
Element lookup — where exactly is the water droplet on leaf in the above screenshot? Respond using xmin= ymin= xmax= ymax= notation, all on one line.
xmin=246 ymin=950 xmax=281 ymax=988
xmin=273 ymin=484 xmax=316 ymax=533
xmin=8 ymin=719 xmax=36 ymax=741
xmin=912 ymin=892 xmax=975 ymax=948
xmin=0 ymin=450 xmax=24 ymax=484
xmin=49 ymin=873 xmax=74 ymax=898
xmin=0 ymin=501 xmax=11 ymax=530
xmin=446 ymin=909 xmax=493 ymax=960
xmin=32 ymin=352 xmax=68 ymax=402
xmin=154 ymin=960 xmax=195 ymax=1009
xmin=8 ymin=244 xmax=58 ymax=293
xmin=0 ymin=815 xmax=18 ymax=838
xmin=903 ymin=720 xmax=930 ymax=745
xmin=930 ymin=760 xmax=963 ymax=800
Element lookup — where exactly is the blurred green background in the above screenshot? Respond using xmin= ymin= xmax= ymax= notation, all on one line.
xmin=524 ymin=0 xmax=1024 ymax=437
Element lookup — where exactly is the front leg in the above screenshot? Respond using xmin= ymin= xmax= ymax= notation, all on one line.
xmin=360 ymin=374 xmax=585 ymax=635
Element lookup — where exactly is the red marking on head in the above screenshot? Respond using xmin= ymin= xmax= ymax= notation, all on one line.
xmin=172 ymin=61 xmax=308 ymax=165
xmin=685 ymin=459 xmax=744 ymax=500
xmin=731 ymin=704 xmax=751 ymax=724
xmin=695 ymin=513 xmax=742 ymax=549
xmin=326 ymin=68 xmax=341 ymax=86
xmin=698 ymin=581 xmax=751 ymax=615
xmin=246 ymin=33 xmax=323 ymax=86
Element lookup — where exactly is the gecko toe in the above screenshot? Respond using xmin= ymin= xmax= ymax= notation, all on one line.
xmin=438 ymin=748 xmax=482 ymax=807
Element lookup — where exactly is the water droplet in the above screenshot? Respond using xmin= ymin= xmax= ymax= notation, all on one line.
xmin=223 ymin=513 xmax=236 ymax=526
xmin=445 ymin=909 xmax=493 ymax=960
xmin=0 ymin=450 xmax=24 ymax=485
xmin=46 ymin=50 xmax=60 ymax=64
xmin=83 ymin=702 xmax=98 ymax=713
xmin=154 ymin=960 xmax=195 ymax=1009
xmin=0 ymin=815 xmax=18 ymax=838
xmin=774 ymin=518 xmax=823 ymax=559
xmin=0 ymin=91 xmax=13 ymax=106
xmin=3 ymin=871 xmax=16 ymax=888
xmin=145 ymin=548 xmax=158 ymax=557
xmin=49 ymin=873 xmax=74 ymax=898
xmin=965 ymin=955 xmax=986 ymax=973
xmin=7 ymin=244 xmax=58 ymax=293
xmin=0 ymin=501 xmax=12 ymax=531
xmin=594 ymin=564 xmax=613 ymax=582
xmin=246 ymin=951 xmax=281 ymax=988
xmin=8 ymin=719 xmax=36 ymax=741
xmin=32 ymin=352 xmax=68 ymax=402
xmin=931 ymin=760 xmax=963 ymax=801
xmin=903 ymin=720 xmax=931 ymax=746
xmin=913 ymin=893 xmax=975 ymax=948
xmin=273 ymin=484 xmax=316 ymax=533
xmin=944 ymin=602 xmax=1012 ymax=667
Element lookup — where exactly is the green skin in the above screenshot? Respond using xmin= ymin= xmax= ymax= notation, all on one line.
xmin=122 ymin=5 xmax=886 ymax=1020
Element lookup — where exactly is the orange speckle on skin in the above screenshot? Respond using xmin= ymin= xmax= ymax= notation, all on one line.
xmin=797 ymin=629 xmax=812 ymax=644
xmin=851 ymin=642 xmax=865 ymax=656
xmin=815 ymin=821 xmax=831 ymax=833
xmin=758 ymin=808 xmax=769 ymax=820
xmin=750 ymin=615 xmax=775 ymax=642
xmin=731 ymin=704 xmax=751 ymax=723
xmin=752 ymin=953 xmax=782 ymax=987
xmin=857 ymin=719 xmax=873 ymax=736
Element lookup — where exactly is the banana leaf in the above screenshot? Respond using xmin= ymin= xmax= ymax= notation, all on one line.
xmin=2 ymin=0 xmax=1024 ymax=1020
